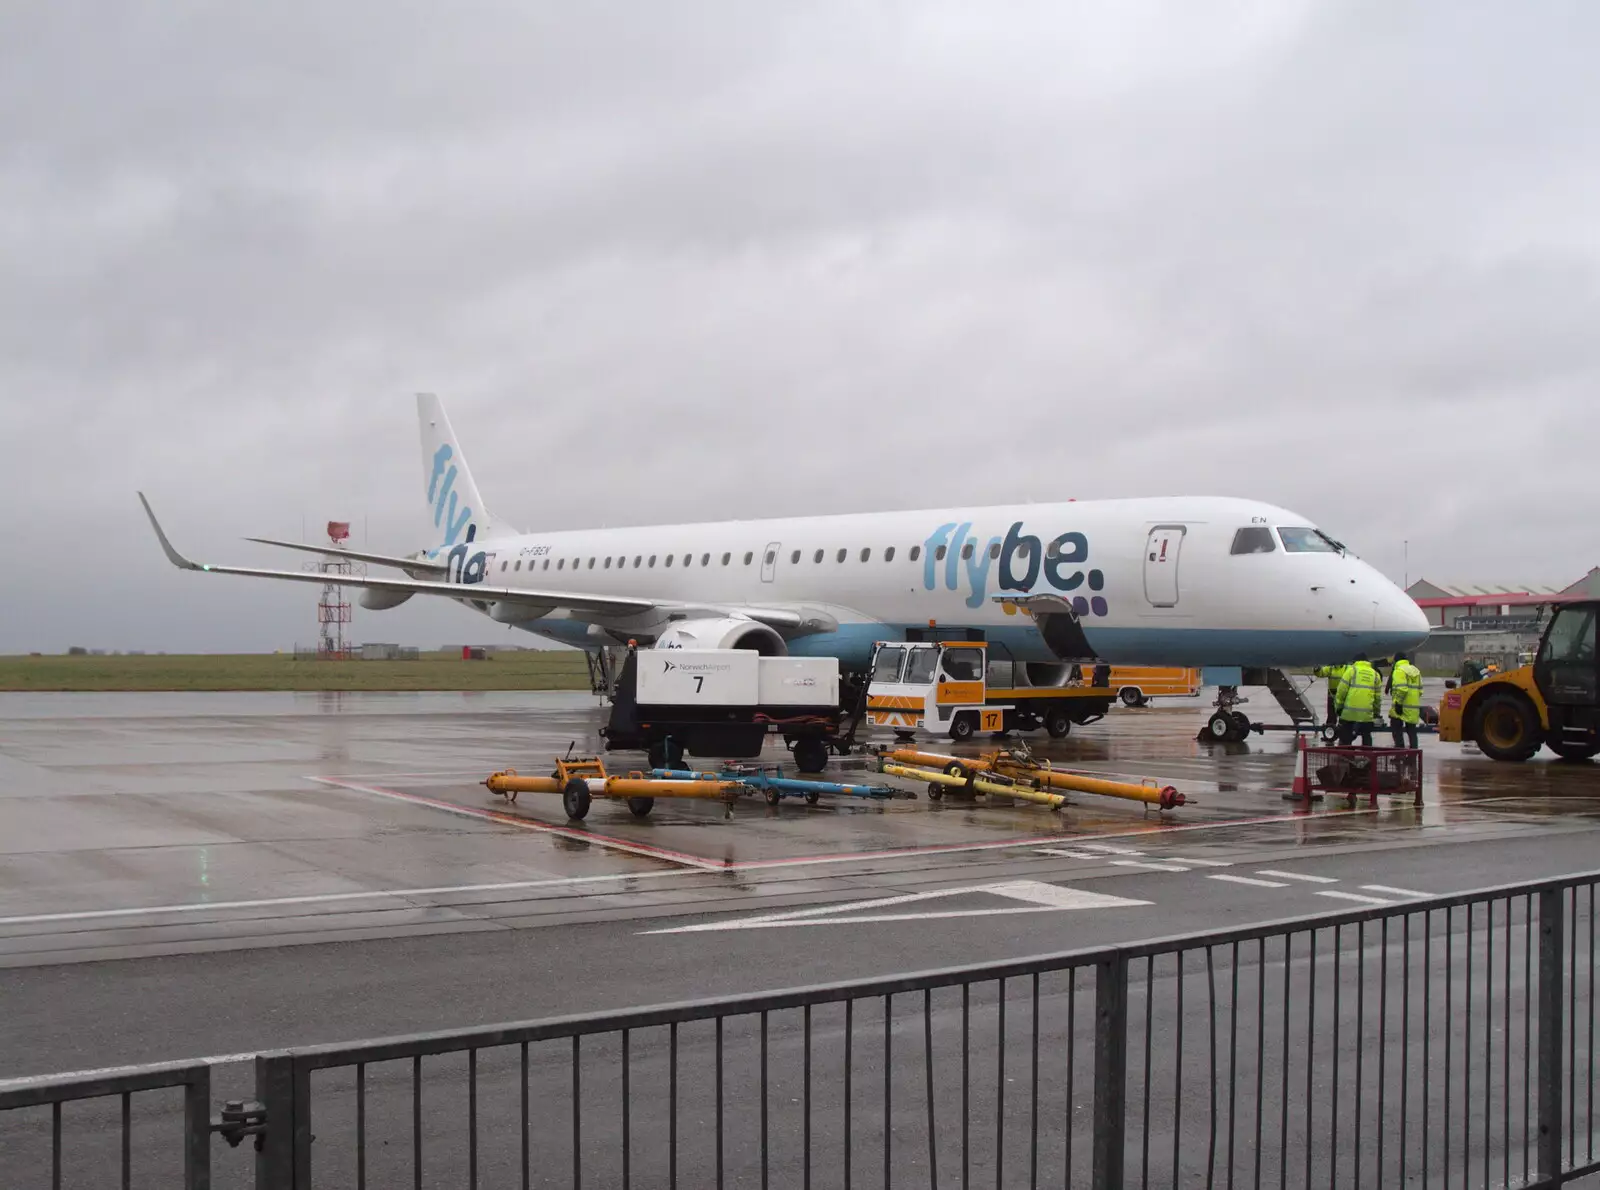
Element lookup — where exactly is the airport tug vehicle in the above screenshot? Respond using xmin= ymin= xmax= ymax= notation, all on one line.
xmin=865 ymin=640 xmax=1115 ymax=741
xmin=1439 ymin=598 xmax=1600 ymax=762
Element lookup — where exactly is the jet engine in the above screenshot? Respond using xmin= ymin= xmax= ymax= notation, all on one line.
xmin=1022 ymin=663 xmax=1072 ymax=688
xmin=360 ymin=590 xmax=414 ymax=610
xmin=653 ymin=617 xmax=787 ymax=656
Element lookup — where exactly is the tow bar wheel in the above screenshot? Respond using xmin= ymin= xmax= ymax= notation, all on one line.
xmin=562 ymin=777 xmax=592 ymax=820
xmin=626 ymin=796 xmax=655 ymax=818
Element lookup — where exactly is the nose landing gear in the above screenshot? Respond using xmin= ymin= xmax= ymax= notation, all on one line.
xmin=1200 ymin=687 xmax=1254 ymax=744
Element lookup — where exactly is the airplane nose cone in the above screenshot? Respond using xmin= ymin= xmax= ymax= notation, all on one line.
xmin=1380 ymin=593 xmax=1432 ymax=646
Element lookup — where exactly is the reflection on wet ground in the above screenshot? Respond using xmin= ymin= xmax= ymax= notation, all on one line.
xmin=2 ymin=685 xmax=1598 ymax=965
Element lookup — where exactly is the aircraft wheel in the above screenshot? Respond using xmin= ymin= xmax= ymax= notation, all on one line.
xmin=1044 ymin=708 xmax=1073 ymax=738
xmin=1206 ymin=711 xmax=1234 ymax=741
xmin=1474 ymin=692 xmax=1542 ymax=762
xmin=1230 ymin=711 xmax=1252 ymax=741
xmin=793 ymin=737 xmax=829 ymax=774
xmin=626 ymin=797 xmax=654 ymax=818
xmin=562 ymin=778 xmax=592 ymax=821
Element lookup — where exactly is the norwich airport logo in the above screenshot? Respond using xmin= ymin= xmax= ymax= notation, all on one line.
xmin=922 ymin=521 xmax=1109 ymax=616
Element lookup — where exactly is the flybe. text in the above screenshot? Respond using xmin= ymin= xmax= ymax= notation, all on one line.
xmin=923 ymin=521 xmax=1109 ymax=614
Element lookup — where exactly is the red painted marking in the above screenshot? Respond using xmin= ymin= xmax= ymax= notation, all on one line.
xmin=312 ymin=776 xmax=1381 ymax=873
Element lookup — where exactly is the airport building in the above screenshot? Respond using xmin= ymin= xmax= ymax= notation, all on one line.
xmin=1406 ymin=567 xmax=1600 ymax=672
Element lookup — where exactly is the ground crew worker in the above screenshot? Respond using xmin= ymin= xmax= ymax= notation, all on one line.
xmin=1314 ymin=662 xmax=1348 ymax=726
xmin=1389 ymin=651 xmax=1423 ymax=748
xmin=1334 ymin=653 xmax=1382 ymax=747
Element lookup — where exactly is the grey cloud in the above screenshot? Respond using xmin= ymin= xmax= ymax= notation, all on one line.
xmin=2 ymin=1 xmax=1597 ymax=652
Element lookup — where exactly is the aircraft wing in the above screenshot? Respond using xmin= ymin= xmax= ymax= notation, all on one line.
xmin=141 ymin=494 xmax=805 ymax=629
xmin=244 ymin=536 xmax=449 ymax=574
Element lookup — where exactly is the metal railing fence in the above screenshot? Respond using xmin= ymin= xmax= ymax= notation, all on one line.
xmin=5 ymin=870 xmax=1600 ymax=1188
xmin=0 ymin=1059 xmax=211 ymax=1188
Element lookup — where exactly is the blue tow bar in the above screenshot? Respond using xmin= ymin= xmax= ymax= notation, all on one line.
xmin=649 ymin=767 xmax=913 ymax=802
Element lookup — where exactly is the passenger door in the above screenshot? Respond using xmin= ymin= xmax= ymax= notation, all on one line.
xmin=760 ymin=542 xmax=781 ymax=583
xmin=1143 ymin=525 xmax=1186 ymax=608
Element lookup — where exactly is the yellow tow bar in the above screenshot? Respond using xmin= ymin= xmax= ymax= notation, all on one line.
xmin=880 ymin=763 xmax=1067 ymax=810
xmin=882 ymin=747 xmax=1189 ymax=810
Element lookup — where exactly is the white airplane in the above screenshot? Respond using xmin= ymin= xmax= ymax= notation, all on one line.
xmin=140 ymin=394 xmax=1429 ymax=677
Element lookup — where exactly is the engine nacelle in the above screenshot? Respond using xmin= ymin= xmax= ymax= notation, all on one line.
xmin=1022 ymin=663 xmax=1072 ymax=688
xmin=653 ymin=617 xmax=787 ymax=656
xmin=360 ymin=589 xmax=414 ymax=611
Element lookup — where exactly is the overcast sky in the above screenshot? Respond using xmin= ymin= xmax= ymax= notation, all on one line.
xmin=2 ymin=2 xmax=1595 ymax=653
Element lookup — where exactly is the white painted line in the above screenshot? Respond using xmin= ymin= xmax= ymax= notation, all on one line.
xmin=0 ymin=1052 xmax=260 ymax=1089
xmin=1035 ymin=848 xmax=1109 ymax=860
xmin=643 ymin=880 xmax=1148 ymax=934
xmin=1317 ymin=891 xmax=1393 ymax=906
xmin=1360 ymin=885 xmax=1430 ymax=898
xmin=1256 ymin=870 xmax=1339 ymax=884
xmin=0 ymin=870 xmax=701 ymax=928
xmin=1208 ymin=874 xmax=1289 ymax=889
xmin=1111 ymin=860 xmax=1190 ymax=873
xmin=1075 ymin=844 xmax=1146 ymax=857
xmin=1162 ymin=858 xmax=1232 ymax=868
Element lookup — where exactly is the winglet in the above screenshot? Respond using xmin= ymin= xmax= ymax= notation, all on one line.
xmin=138 ymin=492 xmax=203 ymax=571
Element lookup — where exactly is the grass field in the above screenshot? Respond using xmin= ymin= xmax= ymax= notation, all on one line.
xmin=0 ymin=651 xmax=592 ymax=692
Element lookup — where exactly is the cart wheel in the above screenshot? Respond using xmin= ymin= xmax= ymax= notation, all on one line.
xmin=626 ymin=797 xmax=654 ymax=818
xmin=927 ymin=784 xmax=944 ymax=801
xmin=805 ymin=792 xmax=821 ymax=805
xmin=765 ymin=788 xmax=781 ymax=806
xmin=793 ymin=737 xmax=829 ymax=774
xmin=562 ymin=778 xmax=592 ymax=821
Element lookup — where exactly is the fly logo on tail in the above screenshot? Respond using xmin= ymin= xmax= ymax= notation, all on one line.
xmin=427 ymin=443 xmax=475 ymax=547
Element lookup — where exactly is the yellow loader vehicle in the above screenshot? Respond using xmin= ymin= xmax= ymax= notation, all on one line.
xmin=1438 ymin=599 xmax=1599 ymax=762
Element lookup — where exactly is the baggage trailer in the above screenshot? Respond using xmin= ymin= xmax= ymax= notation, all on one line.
xmin=865 ymin=640 xmax=1115 ymax=741
xmin=599 ymin=646 xmax=844 ymax=773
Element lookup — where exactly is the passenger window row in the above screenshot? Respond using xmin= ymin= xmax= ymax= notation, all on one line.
xmin=494 ymin=543 xmax=941 ymax=575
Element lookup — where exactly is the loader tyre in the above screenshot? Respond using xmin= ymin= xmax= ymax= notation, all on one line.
xmin=1549 ymin=741 xmax=1600 ymax=762
xmin=1474 ymin=691 xmax=1542 ymax=762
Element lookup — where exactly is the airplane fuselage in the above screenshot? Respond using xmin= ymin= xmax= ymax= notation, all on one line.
xmin=428 ymin=496 xmax=1429 ymax=670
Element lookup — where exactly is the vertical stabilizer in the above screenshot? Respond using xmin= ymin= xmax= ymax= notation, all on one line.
xmin=417 ymin=393 xmax=511 ymax=548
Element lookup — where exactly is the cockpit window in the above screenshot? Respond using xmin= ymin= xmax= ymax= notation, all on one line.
xmin=1230 ymin=527 xmax=1277 ymax=555
xmin=1278 ymin=527 xmax=1341 ymax=553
